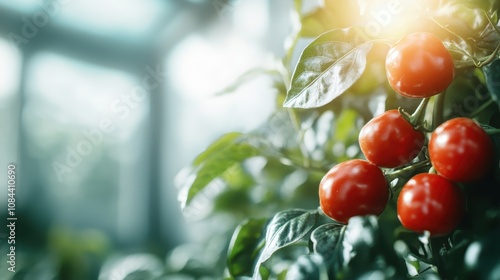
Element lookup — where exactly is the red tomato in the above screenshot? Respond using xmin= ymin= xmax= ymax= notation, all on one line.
xmin=359 ymin=109 xmax=426 ymax=168
xmin=397 ymin=173 xmax=465 ymax=237
xmin=385 ymin=32 xmax=454 ymax=98
xmin=319 ymin=159 xmax=388 ymax=224
xmin=429 ymin=118 xmax=494 ymax=182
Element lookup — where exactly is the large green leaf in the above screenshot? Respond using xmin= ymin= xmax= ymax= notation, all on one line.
xmin=253 ymin=209 xmax=318 ymax=279
xmin=482 ymin=58 xmax=500 ymax=106
xmin=284 ymin=27 xmax=374 ymax=109
xmin=192 ymin=133 xmax=241 ymax=166
xmin=227 ymin=218 xmax=267 ymax=277
xmin=178 ymin=133 xmax=259 ymax=209
xmin=311 ymin=223 xmax=344 ymax=261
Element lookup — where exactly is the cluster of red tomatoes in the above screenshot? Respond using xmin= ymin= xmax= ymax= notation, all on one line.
xmin=319 ymin=32 xmax=495 ymax=236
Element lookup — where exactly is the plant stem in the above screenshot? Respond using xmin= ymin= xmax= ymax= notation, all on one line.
xmin=432 ymin=92 xmax=446 ymax=129
xmin=385 ymin=160 xmax=431 ymax=183
xmin=400 ymin=98 xmax=431 ymax=128
xmin=469 ymin=98 xmax=495 ymax=117
xmin=486 ymin=128 xmax=500 ymax=135
xmin=455 ymin=44 xmax=500 ymax=68
xmin=476 ymin=44 xmax=500 ymax=67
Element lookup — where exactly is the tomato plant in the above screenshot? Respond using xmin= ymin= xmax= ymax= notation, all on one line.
xmin=170 ymin=1 xmax=500 ymax=279
xmin=397 ymin=173 xmax=465 ymax=237
xmin=319 ymin=159 xmax=388 ymax=223
xmin=359 ymin=109 xmax=425 ymax=168
xmin=385 ymin=32 xmax=455 ymax=98
xmin=429 ymin=117 xmax=494 ymax=182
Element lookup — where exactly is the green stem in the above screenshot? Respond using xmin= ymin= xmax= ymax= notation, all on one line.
xmin=469 ymin=98 xmax=495 ymax=117
xmin=385 ymin=160 xmax=431 ymax=183
xmin=476 ymin=44 xmax=500 ymax=67
xmin=399 ymin=98 xmax=431 ymax=128
xmin=432 ymin=92 xmax=446 ymax=130
xmin=455 ymin=44 xmax=500 ymax=69
xmin=485 ymin=10 xmax=500 ymax=36
xmin=486 ymin=128 xmax=500 ymax=135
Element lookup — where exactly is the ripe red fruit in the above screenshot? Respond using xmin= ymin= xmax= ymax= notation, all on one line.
xmin=429 ymin=118 xmax=494 ymax=182
xmin=319 ymin=159 xmax=388 ymax=224
xmin=359 ymin=109 xmax=425 ymax=168
xmin=397 ymin=173 xmax=465 ymax=237
xmin=385 ymin=32 xmax=454 ymax=98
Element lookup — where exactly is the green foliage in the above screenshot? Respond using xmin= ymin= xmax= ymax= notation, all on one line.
xmin=178 ymin=133 xmax=259 ymax=209
xmin=483 ymin=58 xmax=500 ymax=105
xmin=254 ymin=209 xmax=318 ymax=278
xmin=227 ymin=218 xmax=267 ymax=277
xmin=284 ymin=27 xmax=374 ymax=108
xmin=167 ymin=1 xmax=500 ymax=280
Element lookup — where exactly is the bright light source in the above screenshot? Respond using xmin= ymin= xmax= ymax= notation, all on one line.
xmin=357 ymin=0 xmax=424 ymax=38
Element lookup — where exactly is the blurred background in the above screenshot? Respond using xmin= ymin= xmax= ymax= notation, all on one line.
xmin=0 ymin=0 xmax=296 ymax=278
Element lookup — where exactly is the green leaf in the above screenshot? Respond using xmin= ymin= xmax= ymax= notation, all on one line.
xmin=178 ymin=133 xmax=259 ymax=209
xmin=192 ymin=133 xmax=241 ymax=166
xmin=259 ymin=265 xmax=271 ymax=280
xmin=311 ymin=223 xmax=344 ymax=261
xmin=227 ymin=218 xmax=267 ymax=277
xmin=482 ymin=58 xmax=500 ymax=106
xmin=285 ymin=254 xmax=328 ymax=280
xmin=432 ymin=3 xmax=489 ymax=40
xmin=443 ymin=39 xmax=474 ymax=62
xmin=284 ymin=26 xmax=374 ymax=109
xmin=253 ymin=209 xmax=318 ymax=279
